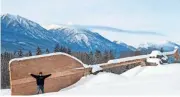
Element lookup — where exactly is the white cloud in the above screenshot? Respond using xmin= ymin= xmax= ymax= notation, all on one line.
xmin=67 ymin=21 xmax=73 ymax=25
xmin=42 ymin=24 xmax=61 ymax=30
xmin=92 ymin=29 xmax=169 ymax=47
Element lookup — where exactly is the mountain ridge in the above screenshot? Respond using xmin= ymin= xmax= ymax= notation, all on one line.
xmin=1 ymin=14 xmax=134 ymax=55
xmin=1 ymin=13 xmax=179 ymax=56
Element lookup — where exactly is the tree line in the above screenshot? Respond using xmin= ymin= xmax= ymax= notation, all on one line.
xmin=1 ymin=43 xmax=143 ymax=89
xmin=1 ymin=43 xmax=117 ymax=89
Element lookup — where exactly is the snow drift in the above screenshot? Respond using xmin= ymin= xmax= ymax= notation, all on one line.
xmin=2 ymin=63 xmax=180 ymax=96
xmin=53 ymin=63 xmax=180 ymax=96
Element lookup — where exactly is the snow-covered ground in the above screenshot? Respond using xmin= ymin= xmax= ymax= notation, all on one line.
xmin=1 ymin=63 xmax=180 ymax=96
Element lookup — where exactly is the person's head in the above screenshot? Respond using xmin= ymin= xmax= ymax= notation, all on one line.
xmin=39 ymin=72 xmax=43 ymax=76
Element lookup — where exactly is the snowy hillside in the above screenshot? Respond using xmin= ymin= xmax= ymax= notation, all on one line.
xmin=1 ymin=63 xmax=180 ymax=96
xmin=1 ymin=14 xmax=133 ymax=53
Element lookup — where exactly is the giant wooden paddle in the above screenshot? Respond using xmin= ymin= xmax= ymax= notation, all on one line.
xmin=9 ymin=48 xmax=179 ymax=95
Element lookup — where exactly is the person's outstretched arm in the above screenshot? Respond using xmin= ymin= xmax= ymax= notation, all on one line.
xmin=44 ymin=74 xmax=51 ymax=78
xmin=29 ymin=73 xmax=38 ymax=78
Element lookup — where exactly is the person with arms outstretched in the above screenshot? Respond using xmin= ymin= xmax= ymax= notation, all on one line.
xmin=29 ymin=72 xmax=51 ymax=94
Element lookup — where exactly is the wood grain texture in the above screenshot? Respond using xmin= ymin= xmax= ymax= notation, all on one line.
xmin=9 ymin=54 xmax=86 ymax=95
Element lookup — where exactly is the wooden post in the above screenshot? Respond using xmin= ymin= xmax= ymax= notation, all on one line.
xmin=140 ymin=61 xmax=146 ymax=67
xmin=173 ymin=48 xmax=180 ymax=61
xmin=84 ymin=68 xmax=92 ymax=76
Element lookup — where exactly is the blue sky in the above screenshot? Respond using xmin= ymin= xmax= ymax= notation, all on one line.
xmin=1 ymin=0 xmax=180 ymax=45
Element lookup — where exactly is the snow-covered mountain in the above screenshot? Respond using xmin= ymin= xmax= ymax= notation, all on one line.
xmin=137 ymin=40 xmax=180 ymax=54
xmin=1 ymin=14 xmax=55 ymax=52
xmin=2 ymin=13 xmax=179 ymax=55
xmin=1 ymin=14 xmax=133 ymax=54
xmin=113 ymin=41 xmax=136 ymax=51
xmin=48 ymin=26 xmax=134 ymax=53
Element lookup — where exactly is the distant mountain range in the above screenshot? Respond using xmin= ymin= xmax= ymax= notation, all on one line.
xmin=137 ymin=41 xmax=180 ymax=54
xmin=1 ymin=14 xmax=133 ymax=55
xmin=1 ymin=14 xmax=180 ymax=56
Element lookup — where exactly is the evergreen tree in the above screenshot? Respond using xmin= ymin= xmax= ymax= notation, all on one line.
xmin=160 ymin=48 xmax=164 ymax=53
xmin=109 ymin=50 xmax=114 ymax=60
xmin=67 ymin=48 xmax=71 ymax=54
xmin=88 ymin=51 xmax=94 ymax=64
xmin=17 ymin=49 xmax=23 ymax=57
xmin=84 ymin=52 xmax=90 ymax=64
xmin=95 ymin=50 xmax=102 ymax=64
xmin=1 ymin=52 xmax=14 ymax=88
xmin=46 ymin=48 xmax=50 ymax=54
xmin=36 ymin=46 xmax=42 ymax=55
xmin=63 ymin=47 xmax=68 ymax=53
xmin=28 ymin=50 xmax=32 ymax=56
xmin=54 ymin=43 xmax=60 ymax=52
xmin=103 ymin=50 xmax=109 ymax=63
xmin=13 ymin=51 xmax=17 ymax=56
xmin=135 ymin=50 xmax=141 ymax=56
xmin=60 ymin=46 xmax=66 ymax=52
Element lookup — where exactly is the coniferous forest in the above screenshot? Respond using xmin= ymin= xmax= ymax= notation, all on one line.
xmin=1 ymin=43 xmax=142 ymax=89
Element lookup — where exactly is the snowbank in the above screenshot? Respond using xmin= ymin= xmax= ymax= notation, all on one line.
xmin=58 ymin=63 xmax=180 ymax=96
xmin=1 ymin=63 xmax=180 ymax=96
xmin=47 ymin=63 xmax=180 ymax=95
xmin=147 ymin=50 xmax=169 ymax=65
xmin=0 ymin=89 xmax=11 ymax=96
xmin=89 ymin=65 xmax=103 ymax=73
xmin=146 ymin=58 xmax=162 ymax=65
xmin=120 ymin=65 xmax=145 ymax=78
xmin=39 ymin=63 xmax=180 ymax=96
xmin=149 ymin=50 xmax=162 ymax=57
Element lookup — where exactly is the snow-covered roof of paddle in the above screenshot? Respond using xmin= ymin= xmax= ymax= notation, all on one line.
xmin=108 ymin=55 xmax=148 ymax=64
xmin=9 ymin=52 xmax=88 ymax=68
xmin=107 ymin=47 xmax=178 ymax=65
xmin=92 ymin=54 xmax=148 ymax=67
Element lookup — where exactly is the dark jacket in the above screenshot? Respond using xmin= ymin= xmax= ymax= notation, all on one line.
xmin=31 ymin=74 xmax=51 ymax=86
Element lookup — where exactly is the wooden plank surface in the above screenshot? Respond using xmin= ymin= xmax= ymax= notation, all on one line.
xmin=9 ymin=54 xmax=85 ymax=95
